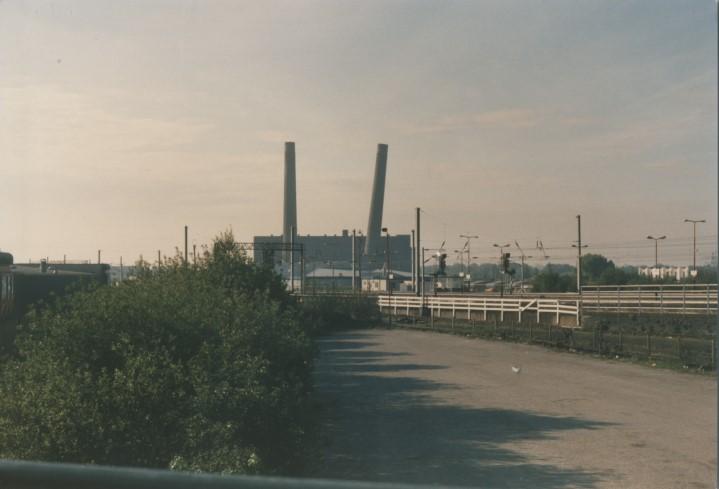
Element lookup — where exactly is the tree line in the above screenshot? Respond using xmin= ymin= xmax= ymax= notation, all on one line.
xmin=439 ymin=254 xmax=717 ymax=293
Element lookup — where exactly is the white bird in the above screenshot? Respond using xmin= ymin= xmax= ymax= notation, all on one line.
xmin=511 ymin=365 xmax=522 ymax=374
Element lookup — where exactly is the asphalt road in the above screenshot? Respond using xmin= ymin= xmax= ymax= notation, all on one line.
xmin=313 ymin=329 xmax=716 ymax=488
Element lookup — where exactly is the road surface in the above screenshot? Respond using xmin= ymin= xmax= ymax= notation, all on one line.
xmin=313 ymin=329 xmax=715 ymax=488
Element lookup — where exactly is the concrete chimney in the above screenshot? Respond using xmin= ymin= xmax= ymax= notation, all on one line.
xmin=364 ymin=143 xmax=388 ymax=256
xmin=283 ymin=142 xmax=297 ymax=257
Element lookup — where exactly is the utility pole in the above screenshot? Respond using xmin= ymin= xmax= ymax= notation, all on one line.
xmin=416 ymin=207 xmax=421 ymax=296
xmin=411 ymin=229 xmax=415 ymax=292
xmin=120 ymin=256 xmax=124 ymax=281
xmin=382 ymin=227 xmax=392 ymax=328
xmin=514 ymin=241 xmax=533 ymax=294
xmin=421 ymin=247 xmax=426 ymax=315
xmin=300 ymin=244 xmax=305 ymax=294
xmin=357 ymin=234 xmax=363 ymax=295
xmin=193 ymin=244 xmax=197 ymax=265
xmin=352 ymin=229 xmax=357 ymax=292
xmin=157 ymin=250 xmax=161 ymax=268
xmin=290 ymin=225 xmax=295 ymax=293
xmin=715 ymin=5 xmax=719 ymax=481
xmin=684 ymin=219 xmax=705 ymax=272
xmin=184 ymin=225 xmax=188 ymax=265
xmin=572 ymin=215 xmax=588 ymax=294
xmin=97 ymin=249 xmax=101 ymax=264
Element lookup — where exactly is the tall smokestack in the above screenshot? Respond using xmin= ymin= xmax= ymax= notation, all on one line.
xmin=364 ymin=143 xmax=388 ymax=256
xmin=283 ymin=142 xmax=297 ymax=258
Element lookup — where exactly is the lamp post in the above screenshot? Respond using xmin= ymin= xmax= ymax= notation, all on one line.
xmin=453 ymin=249 xmax=464 ymax=291
xmin=459 ymin=234 xmax=479 ymax=275
xmin=646 ymin=235 xmax=667 ymax=269
xmin=684 ymin=219 xmax=705 ymax=272
xmin=514 ymin=241 xmax=533 ymax=294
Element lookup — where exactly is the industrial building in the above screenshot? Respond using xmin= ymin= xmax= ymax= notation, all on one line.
xmin=253 ymin=142 xmax=412 ymax=286
xmin=253 ymin=231 xmax=411 ymax=273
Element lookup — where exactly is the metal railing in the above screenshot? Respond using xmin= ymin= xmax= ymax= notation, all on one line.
xmin=378 ymin=294 xmax=580 ymax=327
xmin=0 ymin=459 xmax=469 ymax=489
xmin=581 ymin=284 xmax=717 ymax=315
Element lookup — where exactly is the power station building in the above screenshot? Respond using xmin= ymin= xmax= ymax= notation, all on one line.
xmin=253 ymin=142 xmax=412 ymax=279
xmin=253 ymin=231 xmax=411 ymax=273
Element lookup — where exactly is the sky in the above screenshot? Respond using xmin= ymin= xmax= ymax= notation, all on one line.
xmin=1 ymin=0 xmax=716 ymax=267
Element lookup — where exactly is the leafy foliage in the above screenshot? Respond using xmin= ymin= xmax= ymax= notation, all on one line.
xmin=301 ymin=295 xmax=381 ymax=335
xmin=0 ymin=232 xmax=314 ymax=474
xmin=531 ymin=265 xmax=577 ymax=293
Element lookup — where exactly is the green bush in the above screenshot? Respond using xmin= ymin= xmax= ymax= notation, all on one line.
xmin=301 ymin=295 xmax=380 ymax=334
xmin=0 ymin=232 xmax=313 ymax=474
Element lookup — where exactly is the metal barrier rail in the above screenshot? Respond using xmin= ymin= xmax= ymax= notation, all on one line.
xmin=377 ymin=294 xmax=580 ymax=327
xmin=581 ymin=284 xmax=718 ymax=315
xmin=0 ymin=459 xmax=468 ymax=489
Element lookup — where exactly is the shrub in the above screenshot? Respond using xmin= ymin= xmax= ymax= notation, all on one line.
xmin=301 ymin=295 xmax=380 ymax=335
xmin=0 ymin=232 xmax=313 ymax=474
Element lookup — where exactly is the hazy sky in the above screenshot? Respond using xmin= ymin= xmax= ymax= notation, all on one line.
xmin=2 ymin=0 xmax=716 ymax=266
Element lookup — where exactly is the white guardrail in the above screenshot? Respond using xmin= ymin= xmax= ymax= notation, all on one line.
xmin=377 ymin=294 xmax=581 ymax=327
xmin=580 ymin=284 xmax=717 ymax=315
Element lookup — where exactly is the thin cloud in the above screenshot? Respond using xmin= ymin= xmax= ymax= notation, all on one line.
xmin=400 ymin=108 xmax=539 ymax=135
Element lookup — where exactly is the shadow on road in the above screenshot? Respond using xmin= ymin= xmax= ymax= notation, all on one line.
xmin=313 ymin=331 xmax=612 ymax=488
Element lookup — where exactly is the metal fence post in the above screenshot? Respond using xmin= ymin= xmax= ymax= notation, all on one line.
xmin=707 ymin=286 xmax=710 ymax=315
xmin=576 ymin=299 xmax=581 ymax=327
xmin=660 ymin=285 xmax=663 ymax=313
xmin=555 ymin=300 xmax=560 ymax=325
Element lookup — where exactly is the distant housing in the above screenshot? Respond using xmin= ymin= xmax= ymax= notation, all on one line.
xmin=638 ymin=266 xmax=693 ymax=281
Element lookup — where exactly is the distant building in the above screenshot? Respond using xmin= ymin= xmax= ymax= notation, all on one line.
xmin=253 ymin=230 xmax=412 ymax=274
xmin=108 ymin=266 xmax=138 ymax=285
xmin=638 ymin=266 xmax=692 ymax=281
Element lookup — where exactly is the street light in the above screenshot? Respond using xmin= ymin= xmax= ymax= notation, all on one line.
xmin=646 ymin=235 xmax=667 ymax=269
xmin=514 ymin=241 xmax=533 ymax=293
xmin=684 ymin=219 xmax=706 ymax=272
xmin=453 ymin=249 xmax=465 ymax=275
xmin=459 ymin=234 xmax=479 ymax=275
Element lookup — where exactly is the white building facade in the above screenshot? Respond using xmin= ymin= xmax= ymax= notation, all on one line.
xmin=638 ymin=266 xmax=693 ymax=281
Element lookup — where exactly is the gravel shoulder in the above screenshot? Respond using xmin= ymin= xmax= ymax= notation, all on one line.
xmin=312 ymin=328 xmax=716 ymax=488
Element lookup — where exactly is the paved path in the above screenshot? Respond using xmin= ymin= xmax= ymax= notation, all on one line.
xmin=313 ymin=329 xmax=715 ymax=488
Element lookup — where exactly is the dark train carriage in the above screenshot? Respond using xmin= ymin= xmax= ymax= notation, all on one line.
xmin=0 ymin=252 xmax=14 ymax=321
xmin=12 ymin=263 xmax=110 ymax=317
